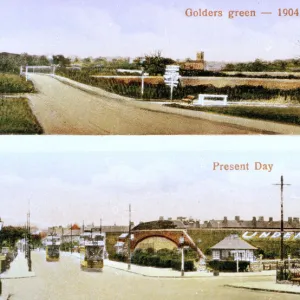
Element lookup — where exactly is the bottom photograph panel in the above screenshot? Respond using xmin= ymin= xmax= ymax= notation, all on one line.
xmin=0 ymin=136 xmax=300 ymax=300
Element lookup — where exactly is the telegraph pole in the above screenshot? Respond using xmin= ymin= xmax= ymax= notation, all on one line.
xmin=70 ymin=223 xmax=73 ymax=254
xmin=27 ymin=210 xmax=32 ymax=272
xmin=273 ymin=175 xmax=291 ymax=261
xmin=128 ymin=204 xmax=132 ymax=270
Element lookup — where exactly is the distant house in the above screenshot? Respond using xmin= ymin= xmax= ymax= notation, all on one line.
xmin=114 ymin=233 xmax=129 ymax=254
xmin=210 ymin=234 xmax=257 ymax=262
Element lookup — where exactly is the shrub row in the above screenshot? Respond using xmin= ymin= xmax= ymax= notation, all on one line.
xmin=131 ymin=249 xmax=196 ymax=271
xmin=58 ymin=68 xmax=300 ymax=102
xmin=208 ymin=260 xmax=250 ymax=272
xmin=0 ymin=74 xmax=35 ymax=93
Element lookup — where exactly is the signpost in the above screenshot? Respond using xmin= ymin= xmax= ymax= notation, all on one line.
xmin=164 ymin=65 xmax=180 ymax=100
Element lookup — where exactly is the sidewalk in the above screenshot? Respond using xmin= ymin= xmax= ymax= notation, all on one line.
xmin=226 ymin=280 xmax=300 ymax=295
xmin=1 ymin=252 xmax=35 ymax=279
xmin=64 ymin=252 xmax=275 ymax=278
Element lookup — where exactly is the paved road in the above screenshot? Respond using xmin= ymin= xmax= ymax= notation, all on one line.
xmin=2 ymin=251 xmax=298 ymax=300
xmin=28 ymin=74 xmax=270 ymax=135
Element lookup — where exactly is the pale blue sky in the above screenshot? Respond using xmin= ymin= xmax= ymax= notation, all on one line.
xmin=0 ymin=0 xmax=299 ymax=61
xmin=0 ymin=136 xmax=299 ymax=228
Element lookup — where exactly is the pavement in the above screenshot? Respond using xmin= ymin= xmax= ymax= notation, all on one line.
xmin=1 ymin=251 xmax=35 ymax=279
xmin=64 ymin=252 xmax=275 ymax=278
xmin=226 ymin=280 xmax=300 ymax=295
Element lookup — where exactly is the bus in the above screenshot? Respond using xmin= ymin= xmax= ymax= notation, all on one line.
xmin=45 ymin=235 xmax=61 ymax=262
xmin=79 ymin=230 xmax=106 ymax=272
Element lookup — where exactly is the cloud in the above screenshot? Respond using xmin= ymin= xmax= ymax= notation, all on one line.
xmin=0 ymin=1 xmax=298 ymax=60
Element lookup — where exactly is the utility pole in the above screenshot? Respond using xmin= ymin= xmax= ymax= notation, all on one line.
xmin=27 ymin=210 xmax=32 ymax=272
xmin=70 ymin=224 xmax=73 ymax=254
xmin=273 ymin=175 xmax=291 ymax=261
xmin=128 ymin=204 xmax=132 ymax=270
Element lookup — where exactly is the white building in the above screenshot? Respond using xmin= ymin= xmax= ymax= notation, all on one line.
xmin=210 ymin=234 xmax=257 ymax=262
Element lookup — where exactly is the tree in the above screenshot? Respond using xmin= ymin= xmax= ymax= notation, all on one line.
xmin=139 ymin=50 xmax=176 ymax=76
xmin=52 ymin=55 xmax=71 ymax=67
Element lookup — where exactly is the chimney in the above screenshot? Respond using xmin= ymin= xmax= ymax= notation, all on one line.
xmin=269 ymin=217 xmax=273 ymax=222
xmin=288 ymin=217 xmax=293 ymax=225
xmin=252 ymin=217 xmax=257 ymax=228
xmin=235 ymin=216 xmax=240 ymax=222
xmin=258 ymin=216 xmax=264 ymax=222
xmin=223 ymin=216 xmax=228 ymax=222
xmin=293 ymin=217 xmax=299 ymax=224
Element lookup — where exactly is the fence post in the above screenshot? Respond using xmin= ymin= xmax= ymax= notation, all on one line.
xmin=288 ymin=255 xmax=291 ymax=271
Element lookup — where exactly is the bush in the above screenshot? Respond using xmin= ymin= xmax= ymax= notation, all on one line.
xmin=0 ymin=74 xmax=35 ymax=93
xmin=111 ymin=253 xmax=127 ymax=262
xmin=171 ymin=260 xmax=195 ymax=271
xmin=207 ymin=260 xmax=250 ymax=272
xmin=130 ymin=248 xmax=197 ymax=271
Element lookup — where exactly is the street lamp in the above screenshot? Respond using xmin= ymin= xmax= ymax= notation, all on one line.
xmin=179 ymin=234 xmax=185 ymax=277
xmin=0 ymin=218 xmax=4 ymax=296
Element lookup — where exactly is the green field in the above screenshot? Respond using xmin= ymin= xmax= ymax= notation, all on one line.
xmin=165 ymin=104 xmax=300 ymax=126
xmin=0 ymin=97 xmax=43 ymax=134
xmin=0 ymin=74 xmax=35 ymax=93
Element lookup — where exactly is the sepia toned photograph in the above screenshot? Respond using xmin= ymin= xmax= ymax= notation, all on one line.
xmin=0 ymin=136 xmax=300 ymax=299
xmin=1 ymin=0 xmax=300 ymax=134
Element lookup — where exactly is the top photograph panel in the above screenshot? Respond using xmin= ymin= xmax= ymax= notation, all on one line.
xmin=1 ymin=0 xmax=300 ymax=135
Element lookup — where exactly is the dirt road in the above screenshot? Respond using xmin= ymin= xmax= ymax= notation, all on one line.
xmin=28 ymin=74 xmax=271 ymax=135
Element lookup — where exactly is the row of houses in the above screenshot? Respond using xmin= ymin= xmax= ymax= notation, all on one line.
xmin=157 ymin=216 xmax=300 ymax=229
xmin=46 ymin=224 xmax=129 ymax=244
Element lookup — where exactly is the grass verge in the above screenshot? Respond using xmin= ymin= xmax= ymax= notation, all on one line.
xmin=164 ymin=104 xmax=300 ymax=126
xmin=0 ymin=74 xmax=35 ymax=93
xmin=0 ymin=97 xmax=43 ymax=134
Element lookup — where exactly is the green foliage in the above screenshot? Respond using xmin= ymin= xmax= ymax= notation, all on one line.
xmin=208 ymin=260 xmax=250 ymax=272
xmin=52 ymin=55 xmax=71 ymax=67
xmin=130 ymin=248 xmax=196 ymax=271
xmin=0 ymin=226 xmax=27 ymax=248
xmin=60 ymin=241 xmax=79 ymax=251
xmin=165 ymin=105 xmax=300 ymax=126
xmin=139 ymin=51 xmax=175 ymax=76
xmin=0 ymin=52 xmax=51 ymax=74
xmin=110 ymin=253 xmax=127 ymax=262
xmin=223 ymin=58 xmax=300 ymax=72
xmin=59 ymin=68 xmax=300 ymax=102
xmin=0 ymin=74 xmax=35 ymax=93
xmin=0 ymin=97 xmax=43 ymax=134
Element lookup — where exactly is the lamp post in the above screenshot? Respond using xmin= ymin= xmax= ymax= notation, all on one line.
xmin=0 ymin=218 xmax=4 ymax=296
xmin=179 ymin=234 xmax=185 ymax=277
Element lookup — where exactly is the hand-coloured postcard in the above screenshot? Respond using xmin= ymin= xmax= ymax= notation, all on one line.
xmin=0 ymin=135 xmax=300 ymax=299
xmin=1 ymin=0 xmax=300 ymax=135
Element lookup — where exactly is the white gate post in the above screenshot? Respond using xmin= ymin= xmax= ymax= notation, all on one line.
xmin=141 ymin=74 xmax=144 ymax=98
xmin=25 ymin=66 xmax=28 ymax=81
xmin=224 ymin=95 xmax=228 ymax=106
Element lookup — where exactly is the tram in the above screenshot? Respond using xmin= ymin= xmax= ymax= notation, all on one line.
xmin=80 ymin=230 xmax=106 ymax=271
xmin=45 ymin=235 xmax=61 ymax=262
